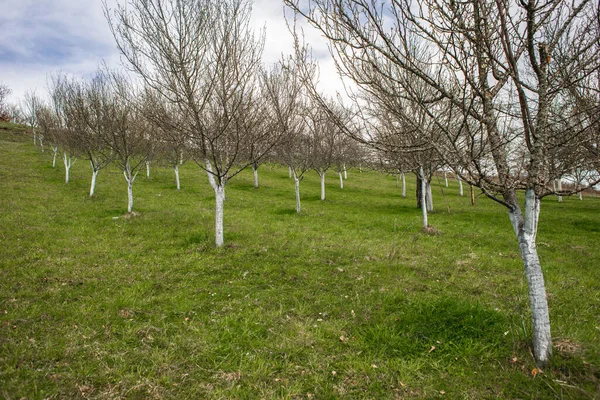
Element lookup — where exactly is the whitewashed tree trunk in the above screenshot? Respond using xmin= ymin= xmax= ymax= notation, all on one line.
xmin=401 ymin=172 xmax=406 ymax=198
xmin=444 ymin=171 xmax=448 ymax=187
xmin=557 ymin=179 xmax=562 ymax=202
xmin=426 ymin=181 xmax=433 ymax=212
xmin=33 ymin=131 xmax=37 ymax=146
xmin=179 ymin=150 xmax=184 ymax=166
xmin=579 ymin=191 xmax=583 ymax=201
xmin=123 ymin=159 xmax=138 ymax=213
xmin=339 ymin=171 xmax=344 ymax=189
xmin=90 ymin=168 xmax=99 ymax=197
xmin=63 ymin=152 xmax=75 ymax=183
xmin=51 ymin=146 xmax=58 ymax=168
xmin=39 ymin=136 xmax=44 ymax=152
xmin=146 ymin=161 xmax=151 ymax=178
xmin=457 ymin=175 xmax=464 ymax=196
xmin=419 ymin=167 xmax=428 ymax=228
xmin=214 ymin=184 xmax=225 ymax=247
xmin=288 ymin=166 xmax=292 ymax=179
xmin=174 ymin=164 xmax=181 ymax=190
xmin=320 ymin=171 xmax=326 ymax=201
xmin=293 ymin=171 xmax=301 ymax=213
xmin=253 ymin=164 xmax=259 ymax=188
xmin=343 ymin=163 xmax=347 ymax=179
xmin=508 ymin=189 xmax=552 ymax=365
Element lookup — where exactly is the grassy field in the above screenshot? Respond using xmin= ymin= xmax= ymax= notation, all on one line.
xmin=1 ymin=123 xmax=599 ymax=399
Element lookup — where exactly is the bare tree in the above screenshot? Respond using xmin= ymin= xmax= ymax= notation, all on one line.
xmin=285 ymin=0 xmax=600 ymax=364
xmin=107 ymin=0 xmax=277 ymax=246
xmin=0 ymin=84 xmax=11 ymax=122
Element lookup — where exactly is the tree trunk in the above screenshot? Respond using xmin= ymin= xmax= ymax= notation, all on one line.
xmin=419 ymin=167 xmax=428 ymax=228
xmin=343 ymin=163 xmax=347 ymax=179
xmin=288 ymin=166 xmax=292 ymax=179
xmin=90 ymin=168 xmax=99 ymax=197
xmin=444 ymin=171 xmax=448 ymax=187
xmin=458 ymin=175 xmax=464 ymax=196
xmin=40 ymin=137 xmax=44 ymax=153
xmin=320 ymin=171 xmax=326 ymax=201
xmin=470 ymin=185 xmax=475 ymax=206
xmin=294 ymin=172 xmax=301 ymax=213
xmin=146 ymin=161 xmax=151 ymax=178
xmin=174 ymin=164 xmax=181 ymax=190
xmin=63 ymin=152 xmax=74 ymax=183
xmin=338 ymin=171 xmax=344 ymax=189
xmin=253 ymin=163 xmax=259 ymax=189
xmin=52 ymin=146 xmax=58 ymax=168
xmin=214 ymin=184 xmax=225 ymax=247
xmin=396 ymin=173 xmax=399 ymax=188
xmin=426 ymin=181 xmax=433 ymax=212
xmin=123 ymin=159 xmax=137 ymax=213
xmin=401 ymin=172 xmax=406 ymax=198
xmin=508 ymin=189 xmax=552 ymax=365
xmin=579 ymin=191 xmax=583 ymax=201
xmin=557 ymin=179 xmax=562 ymax=202
xmin=416 ymin=174 xmax=423 ymax=208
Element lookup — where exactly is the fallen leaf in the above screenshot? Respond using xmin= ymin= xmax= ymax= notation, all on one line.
xmin=531 ymin=368 xmax=541 ymax=377
xmin=429 ymin=345 xmax=436 ymax=353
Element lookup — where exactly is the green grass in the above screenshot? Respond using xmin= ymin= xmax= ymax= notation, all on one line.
xmin=1 ymin=127 xmax=599 ymax=399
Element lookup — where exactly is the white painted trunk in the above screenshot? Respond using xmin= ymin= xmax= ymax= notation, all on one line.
xmin=458 ymin=175 xmax=464 ymax=196
xmin=52 ymin=147 xmax=58 ymax=168
xmin=288 ymin=166 xmax=292 ymax=179
xmin=146 ymin=161 xmax=151 ymax=178
xmin=90 ymin=169 xmax=98 ymax=197
xmin=339 ymin=172 xmax=344 ymax=189
xmin=401 ymin=173 xmax=406 ymax=198
xmin=420 ymin=167 xmax=428 ymax=228
xmin=294 ymin=172 xmax=301 ymax=213
xmin=205 ymin=159 xmax=217 ymax=191
xmin=508 ymin=189 xmax=552 ymax=365
xmin=320 ymin=171 xmax=326 ymax=201
xmin=33 ymin=131 xmax=37 ymax=145
xmin=214 ymin=184 xmax=225 ymax=247
xmin=40 ymin=137 xmax=44 ymax=152
xmin=123 ymin=160 xmax=137 ymax=213
xmin=426 ymin=181 xmax=433 ymax=212
xmin=174 ymin=165 xmax=181 ymax=190
xmin=343 ymin=163 xmax=347 ymax=180
xmin=253 ymin=165 xmax=259 ymax=188
xmin=179 ymin=150 xmax=184 ymax=165
xmin=557 ymin=179 xmax=562 ymax=202
xmin=63 ymin=153 xmax=72 ymax=183
xmin=579 ymin=191 xmax=583 ymax=201
xmin=444 ymin=171 xmax=448 ymax=187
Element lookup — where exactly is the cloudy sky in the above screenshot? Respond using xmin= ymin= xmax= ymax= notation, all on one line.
xmin=0 ymin=0 xmax=342 ymax=103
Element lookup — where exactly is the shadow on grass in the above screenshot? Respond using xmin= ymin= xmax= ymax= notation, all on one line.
xmin=354 ymin=296 xmax=509 ymax=360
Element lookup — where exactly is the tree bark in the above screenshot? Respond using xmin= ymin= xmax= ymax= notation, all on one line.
xmin=557 ymin=179 xmax=562 ymax=202
xmin=52 ymin=146 xmax=58 ymax=168
xmin=401 ymin=172 xmax=406 ymax=198
xmin=508 ymin=189 xmax=552 ymax=365
xmin=444 ymin=171 xmax=448 ymax=187
xmin=146 ymin=161 xmax=151 ymax=178
xmin=343 ymin=163 xmax=347 ymax=179
xmin=63 ymin=152 xmax=74 ymax=183
xmin=123 ymin=159 xmax=137 ymax=213
xmin=214 ymin=184 xmax=225 ymax=247
xmin=419 ymin=167 xmax=428 ymax=228
xmin=293 ymin=171 xmax=301 ymax=213
xmin=426 ymin=181 xmax=433 ymax=212
xmin=458 ymin=175 xmax=464 ymax=196
xmin=90 ymin=168 xmax=99 ymax=197
xmin=320 ymin=171 xmax=326 ymax=200
xmin=174 ymin=164 xmax=180 ymax=190
xmin=338 ymin=171 xmax=344 ymax=189
xmin=253 ymin=163 xmax=259 ymax=189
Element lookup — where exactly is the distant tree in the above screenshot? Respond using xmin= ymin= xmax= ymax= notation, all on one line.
xmin=0 ymin=84 xmax=11 ymax=122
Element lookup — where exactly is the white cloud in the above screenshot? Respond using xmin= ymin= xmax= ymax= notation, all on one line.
xmin=1 ymin=0 xmax=345 ymax=103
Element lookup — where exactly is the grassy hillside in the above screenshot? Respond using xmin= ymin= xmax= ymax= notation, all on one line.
xmin=1 ymin=126 xmax=599 ymax=399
